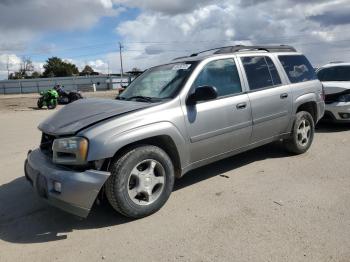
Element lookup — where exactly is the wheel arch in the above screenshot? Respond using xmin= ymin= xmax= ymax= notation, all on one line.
xmin=296 ymin=101 xmax=317 ymax=123
xmin=109 ymin=135 xmax=183 ymax=178
xmin=294 ymin=93 xmax=318 ymax=123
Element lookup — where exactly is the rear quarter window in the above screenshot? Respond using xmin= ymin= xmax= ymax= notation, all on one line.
xmin=278 ymin=55 xmax=317 ymax=83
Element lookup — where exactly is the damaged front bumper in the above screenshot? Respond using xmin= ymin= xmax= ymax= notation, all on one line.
xmin=24 ymin=149 xmax=110 ymax=218
xmin=324 ymin=102 xmax=350 ymax=122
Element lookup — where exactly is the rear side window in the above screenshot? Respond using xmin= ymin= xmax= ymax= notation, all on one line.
xmin=193 ymin=59 xmax=242 ymax=97
xmin=241 ymin=56 xmax=282 ymax=90
xmin=317 ymin=66 xmax=350 ymax=81
xmin=279 ymin=55 xmax=316 ymax=83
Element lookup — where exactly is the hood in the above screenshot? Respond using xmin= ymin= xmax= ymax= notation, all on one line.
xmin=322 ymin=81 xmax=350 ymax=95
xmin=38 ymin=98 xmax=151 ymax=135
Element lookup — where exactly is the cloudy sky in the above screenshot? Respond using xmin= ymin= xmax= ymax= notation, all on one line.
xmin=0 ymin=0 xmax=350 ymax=79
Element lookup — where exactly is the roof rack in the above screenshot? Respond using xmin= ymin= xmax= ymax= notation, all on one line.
xmin=213 ymin=45 xmax=296 ymax=54
xmin=173 ymin=45 xmax=296 ymax=60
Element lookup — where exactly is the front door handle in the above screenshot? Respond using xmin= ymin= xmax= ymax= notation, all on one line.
xmin=280 ymin=93 xmax=288 ymax=99
xmin=236 ymin=102 xmax=247 ymax=110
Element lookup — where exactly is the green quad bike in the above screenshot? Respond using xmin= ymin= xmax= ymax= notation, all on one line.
xmin=37 ymin=89 xmax=59 ymax=109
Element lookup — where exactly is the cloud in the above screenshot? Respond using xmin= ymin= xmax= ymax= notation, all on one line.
xmin=0 ymin=0 xmax=123 ymax=55
xmin=0 ymin=0 xmax=120 ymax=31
xmin=0 ymin=54 xmax=27 ymax=79
xmin=87 ymin=59 xmax=109 ymax=72
xmin=1 ymin=0 xmax=350 ymax=79
xmin=110 ymin=0 xmax=350 ymax=72
xmin=0 ymin=54 xmax=22 ymax=76
xmin=238 ymin=0 xmax=272 ymax=8
xmin=114 ymin=0 xmax=218 ymax=15
xmin=308 ymin=6 xmax=350 ymax=27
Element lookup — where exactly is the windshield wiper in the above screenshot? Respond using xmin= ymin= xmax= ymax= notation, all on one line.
xmin=126 ymin=96 xmax=155 ymax=102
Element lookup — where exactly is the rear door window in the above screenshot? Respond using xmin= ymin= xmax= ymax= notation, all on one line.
xmin=241 ymin=56 xmax=281 ymax=90
xmin=278 ymin=55 xmax=316 ymax=83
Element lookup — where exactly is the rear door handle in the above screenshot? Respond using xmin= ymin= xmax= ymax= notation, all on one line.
xmin=236 ymin=102 xmax=247 ymax=110
xmin=280 ymin=93 xmax=288 ymax=99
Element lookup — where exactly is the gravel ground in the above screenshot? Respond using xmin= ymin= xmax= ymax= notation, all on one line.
xmin=0 ymin=94 xmax=349 ymax=262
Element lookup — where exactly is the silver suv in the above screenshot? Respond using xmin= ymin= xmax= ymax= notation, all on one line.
xmin=25 ymin=45 xmax=325 ymax=218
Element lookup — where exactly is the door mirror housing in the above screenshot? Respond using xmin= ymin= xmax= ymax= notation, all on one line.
xmin=186 ymin=85 xmax=218 ymax=105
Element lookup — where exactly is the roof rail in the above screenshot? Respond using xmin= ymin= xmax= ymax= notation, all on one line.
xmin=214 ymin=45 xmax=297 ymax=54
xmin=172 ymin=45 xmax=297 ymax=61
xmin=173 ymin=47 xmax=222 ymax=60
xmin=172 ymin=56 xmax=191 ymax=61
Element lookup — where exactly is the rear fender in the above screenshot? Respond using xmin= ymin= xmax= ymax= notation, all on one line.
xmin=294 ymin=93 xmax=317 ymax=113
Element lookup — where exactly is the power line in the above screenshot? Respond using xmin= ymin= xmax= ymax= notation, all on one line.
xmin=3 ymin=37 xmax=350 ymax=65
xmin=13 ymin=39 xmax=350 ymax=58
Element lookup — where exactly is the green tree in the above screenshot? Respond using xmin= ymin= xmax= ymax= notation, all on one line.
xmin=31 ymin=71 xmax=42 ymax=79
xmin=80 ymin=65 xmax=99 ymax=76
xmin=43 ymin=57 xmax=79 ymax=77
xmin=9 ymin=72 xmax=23 ymax=79
xmin=9 ymin=56 xmax=34 ymax=79
xmin=81 ymin=65 xmax=95 ymax=75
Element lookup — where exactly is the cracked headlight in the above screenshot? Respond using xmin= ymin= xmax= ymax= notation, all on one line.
xmin=338 ymin=94 xmax=350 ymax=102
xmin=52 ymin=137 xmax=88 ymax=165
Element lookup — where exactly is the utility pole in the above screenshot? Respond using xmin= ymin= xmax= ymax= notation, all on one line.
xmin=119 ymin=42 xmax=124 ymax=86
xmin=107 ymin=61 xmax=111 ymax=90
xmin=6 ymin=55 xmax=10 ymax=80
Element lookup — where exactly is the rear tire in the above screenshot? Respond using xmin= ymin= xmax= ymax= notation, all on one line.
xmin=105 ymin=145 xmax=175 ymax=218
xmin=284 ymin=111 xmax=315 ymax=154
xmin=69 ymin=92 xmax=82 ymax=103
xmin=37 ymin=98 xmax=44 ymax=109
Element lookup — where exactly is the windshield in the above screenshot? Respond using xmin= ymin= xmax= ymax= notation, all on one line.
xmin=317 ymin=66 xmax=350 ymax=81
xmin=118 ymin=62 xmax=197 ymax=102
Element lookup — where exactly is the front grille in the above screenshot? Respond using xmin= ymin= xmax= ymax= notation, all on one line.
xmin=40 ymin=133 xmax=55 ymax=158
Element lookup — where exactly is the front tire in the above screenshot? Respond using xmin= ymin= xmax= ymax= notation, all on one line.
xmin=105 ymin=145 xmax=175 ymax=218
xmin=47 ymin=99 xmax=57 ymax=109
xmin=284 ymin=111 xmax=315 ymax=154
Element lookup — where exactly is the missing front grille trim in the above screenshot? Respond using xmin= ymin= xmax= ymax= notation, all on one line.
xmin=40 ymin=133 xmax=56 ymax=158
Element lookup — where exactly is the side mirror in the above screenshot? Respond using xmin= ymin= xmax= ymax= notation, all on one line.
xmin=186 ymin=85 xmax=218 ymax=105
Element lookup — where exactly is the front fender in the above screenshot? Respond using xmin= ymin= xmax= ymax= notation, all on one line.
xmin=86 ymin=121 xmax=189 ymax=168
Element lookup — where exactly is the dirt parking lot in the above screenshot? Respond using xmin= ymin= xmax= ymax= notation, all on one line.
xmin=0 ymin=93 xmax=349 ymax=262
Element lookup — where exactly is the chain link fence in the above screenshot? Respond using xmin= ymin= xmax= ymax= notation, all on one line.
xmin=0 ymin=75 xmax=129 ymax=94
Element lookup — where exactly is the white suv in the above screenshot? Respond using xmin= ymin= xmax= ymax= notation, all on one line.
xmin=316 ymin=62 xmax=350 ymax=122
